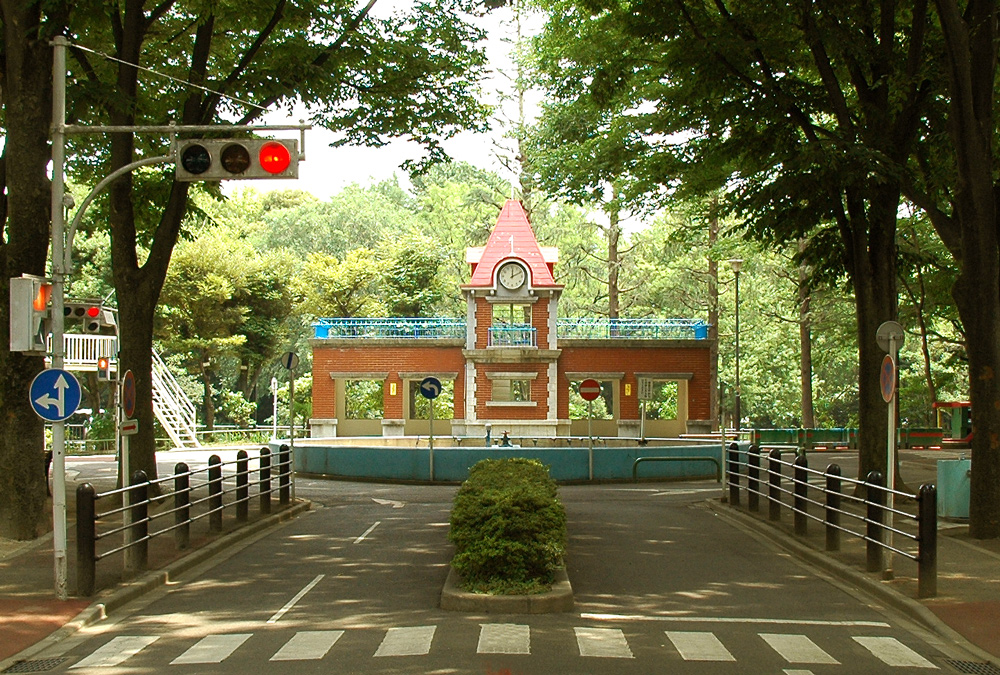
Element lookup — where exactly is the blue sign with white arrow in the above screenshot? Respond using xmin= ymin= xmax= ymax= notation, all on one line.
xmin=419 ymin=376 xmax=442 ymax=399
xmin=30 ymin=369 xmax=82 ymax=422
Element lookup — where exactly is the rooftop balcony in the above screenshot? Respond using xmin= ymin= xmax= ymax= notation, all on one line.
xmin=313 ymin=317 xmax=709 ymax=341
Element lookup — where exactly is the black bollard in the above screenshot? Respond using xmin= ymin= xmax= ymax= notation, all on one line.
xmin=76 ymin=483 xmax=96 ymax=596
xmin=209 ymin=455 xmax=223 ymax=532
xmin=175 ymin=463 xmax=190 ymax=550
xmin=793 ymin=454 xmax=808 ymax=535
xmin=260 ymin=448 xmax=272 ymax=515
xmin=236 ymin=450 xmax=249 ymax=522
xmin=825 ymin=464 xmax=841 ymax=552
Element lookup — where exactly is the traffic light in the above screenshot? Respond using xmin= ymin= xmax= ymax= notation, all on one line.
xmin=175 ymin=139 xmax=299 ymax=181
xmin=97 ymin=356 xmax=111 ymax=381
xmin=64 ymin=301 xmax=116 ymax=334
xmin=9 ymin=275 xmax=52 ymax=352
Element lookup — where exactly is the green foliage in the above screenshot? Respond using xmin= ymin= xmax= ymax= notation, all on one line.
xmin=449 ymin=458 xmax=567 ymax=595
xmin=216 ymin=390 xmax=257 ymax=428
xmin=344 ymin=379 xmax=383 ymax=420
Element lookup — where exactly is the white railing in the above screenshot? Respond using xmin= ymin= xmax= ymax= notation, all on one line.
xmin=151 ymin=351 xmax=200 ymax=448
xmin=50 ymin=334 xmax=118 ymax=370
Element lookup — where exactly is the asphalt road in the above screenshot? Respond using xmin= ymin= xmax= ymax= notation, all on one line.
xmin=45 ymin=457 xmax=959 ymax=674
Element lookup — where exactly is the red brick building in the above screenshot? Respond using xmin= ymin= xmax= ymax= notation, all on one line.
xmin=309 ymin=200 xmax=714 ymax=439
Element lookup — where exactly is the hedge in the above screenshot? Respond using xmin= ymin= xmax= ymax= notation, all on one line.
xmin=448 ymin=458 xmax=567 ymax=595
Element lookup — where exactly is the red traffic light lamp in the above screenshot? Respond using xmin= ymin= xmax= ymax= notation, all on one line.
xmin=176 ymin=139 xmax=298 ymax=181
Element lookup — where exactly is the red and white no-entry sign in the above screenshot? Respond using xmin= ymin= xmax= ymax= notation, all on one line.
xmin=579 ymin=378 xmax=601 ymax=401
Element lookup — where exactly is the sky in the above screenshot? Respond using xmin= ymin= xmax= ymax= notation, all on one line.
xmin=227 ymin=4 xmax=540 ymax=200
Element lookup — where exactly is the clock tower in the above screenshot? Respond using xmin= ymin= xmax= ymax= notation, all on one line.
xmin=456 ymin=200 xmax=565 ymax=437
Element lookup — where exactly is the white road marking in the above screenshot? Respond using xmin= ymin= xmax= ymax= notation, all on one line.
xmin=477 ymin=624 xmax=530 ymax=654
xmin=760 ymin=633 xmax=839 ymax=664
xmin=581 ymin=612 xmax=889 ymax=627
xmin=853 ymin=636 xmax=938 ymax=668
xmin=374 ymin=626 xmax=436 ymax=657
xmin=170 ymin=634 xmax=252 ymax=664
xmin=783 ymin=671 xmax=816 ymax=675
xmin=270 ymin=630 xmax=345 ymax=661
xmin=266 ymin=574 xmax=325 ymax=624
xmin=354 ymin=521 xmax=381 ymax=544
xmin=666 ymin=630 xmax=736 ymax=661
xmin=574 ymin=627 xmax=634 ymax=658
xmin=71 ymin=636 xmax=159 ymax=668
xmin=371 ymin=497 xmax=405 ymax=508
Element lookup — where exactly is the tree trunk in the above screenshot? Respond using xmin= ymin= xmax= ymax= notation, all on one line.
xmin=607 ymin=204 xmax=621 ymax=319
xmin=0 ymin=2 xmax=67 ymax=539
xmin=708 ymin=210 xmax=720 ymax=430
xmin=797 ymin=240 xmax=815 ymax=428
xmin=933 ymin=0 xmax=1000 ymax=538
xmin=202 ymin=362 xmax=215 ymax=431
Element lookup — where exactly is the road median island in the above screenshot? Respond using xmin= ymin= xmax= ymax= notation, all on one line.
xmin=441 ymin=458 xmax=573 ymax=613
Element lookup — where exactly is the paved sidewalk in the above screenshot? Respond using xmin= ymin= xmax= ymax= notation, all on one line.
xmin=2 ymin=449 xmax=999 ymax=671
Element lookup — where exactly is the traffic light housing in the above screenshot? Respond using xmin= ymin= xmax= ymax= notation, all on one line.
xmin=175 ymin=139 xmax=299 ymax=181
xmin=97 ymin=356 xmax=111 ymax=381
xmin=9 ymin=275 xmax=51 ymax=352
xmin=64 ymin=301 xmax=116 ymax=334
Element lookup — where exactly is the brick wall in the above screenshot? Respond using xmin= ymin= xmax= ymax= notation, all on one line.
xmin=557 ymin=345 xmax=712 ymax=420
xmin=474 ymin=362 xmax=549 ymax=420
xmin=312 ymin=344 xmax=466 ymax=419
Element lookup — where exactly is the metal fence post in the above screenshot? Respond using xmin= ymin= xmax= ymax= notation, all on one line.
xmin=768 ymin=449 xmax=782 ymax=521
xmin=209 ymin=455 xmax=223 ymax=532
xmin=918 ymin=483 xmax=938 ymax=598
xmin=747 ymin=445 xmax=760 ymax=512
xmin=793 ymin=454 xmax=808 ymax=535
xmin=127 ymin=470 xmax=148 ymax=573
xmin=727 ymin=443 xmax=741 ymax=506
xmin=260 ymin=448 xmax=272 ymax=515
xmin=866 ymin=471 xmax=885 ymax=573
xmin=825 ymin=464 xmax=841 ymax=552
xmin=174 ymin=462 xmax=190 ymax=550
xmin=236 ymin=450 xmax=249 ymax=522
xmin=76 ymin=483 xmax=96 ymax=596
xmin=279 ymin=444 xmax=291 ymax=505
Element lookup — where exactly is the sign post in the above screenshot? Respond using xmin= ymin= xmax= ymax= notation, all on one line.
xmin=279 ymin=352 xmax=299 ymax=500
xmin=419 ymin=377 xmax=442 ymax=481
xmin=877 ymin=321 xmax=905 ymax=580
xmin=579 ymin=379 xmax=601 ymax=481
xmin=30 ymin=367 xmax=81 ymax=599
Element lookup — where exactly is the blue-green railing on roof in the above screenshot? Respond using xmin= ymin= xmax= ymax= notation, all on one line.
xmin=312 ymin=317 xmax=466 ymax=339
xmin=313 ymin=317 xmax=709 ymax=340
xmin=557 ymin=318 xmax=709 ymax=340
xmin=489 ymin=325 xmax=537 ymax=347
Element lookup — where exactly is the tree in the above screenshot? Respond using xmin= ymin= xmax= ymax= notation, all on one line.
xmin=915 ymin=0 xmax=1000 ymax=536
xmin=60 ymin=0 xmax=493 ymax=489
xmin=300 ymin=249 xmax=387 ymax=318
xmin=528 ymin=0 xmax=932 ymax=487
xmin=0 ymin=2 xmax=71 ymax=538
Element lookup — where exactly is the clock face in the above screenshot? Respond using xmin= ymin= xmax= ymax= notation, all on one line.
xmin=498 ymin=262 xmax=527 ymax=290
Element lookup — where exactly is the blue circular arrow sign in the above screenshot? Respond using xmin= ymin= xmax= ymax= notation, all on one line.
xmin=30 ymin=369 xmax=82 ymax=422
xmin=419 ymin=376 xmax=442 ymax=399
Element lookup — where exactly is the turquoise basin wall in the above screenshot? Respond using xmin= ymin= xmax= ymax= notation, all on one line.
xmin=281 ymin=443 xmax=728 ymax=483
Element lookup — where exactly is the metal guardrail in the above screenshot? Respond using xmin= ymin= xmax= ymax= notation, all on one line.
xmin=633 ymin=456 xmax=722 ymax=482
xmin=724 ymin=443 xmax=937 ymax=598
xmin=76 ymin=446 xmax=295 ymax=596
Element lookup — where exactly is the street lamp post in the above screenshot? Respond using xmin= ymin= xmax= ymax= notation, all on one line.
xmin=729 ymin=258 xmax=743 ymax=433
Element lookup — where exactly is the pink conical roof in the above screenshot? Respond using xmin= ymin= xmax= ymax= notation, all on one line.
xmin=465 ymin=200 xmax=560 ymax=288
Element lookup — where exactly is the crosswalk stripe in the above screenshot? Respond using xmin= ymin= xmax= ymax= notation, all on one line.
xmin=574 ymin=627 xmax=634 ymax=659
xmin=760 ymin=633 xmax=839 ymax=664
xmin=666 ymin=630 xmax=736 ymax=661
xmin=853 ymin=636 xmax=939 ymax=669
xmin=170 ymin=634 xmax=252 ymax=665
xmin=477 ymin=624 xmax=530 ymax=654
xmin=270 ymin=630 xmax=345 ymax=661
xmin=71 ymin=636 xmax=159 ymax=669
xmin=373 ymin=626 xmax=436 ymax=657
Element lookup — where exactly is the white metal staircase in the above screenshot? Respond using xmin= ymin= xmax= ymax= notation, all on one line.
xmin=151 ymin=349 xmax=201 ymax=448
xmin=58 ymin=335 xmax=201 ymax=448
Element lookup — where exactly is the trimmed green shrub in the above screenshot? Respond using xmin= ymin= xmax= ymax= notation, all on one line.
xmin=449 ymin=458 xmax=567 ymax=594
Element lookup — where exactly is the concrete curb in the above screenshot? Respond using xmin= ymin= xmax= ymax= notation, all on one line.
xmin=440 ymin=566 xmax=574 ymax=614
xmin=707 ymin=500 xmax=998 ymax=664
xmin=0 ymin=500 xmax=311 ymax=672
